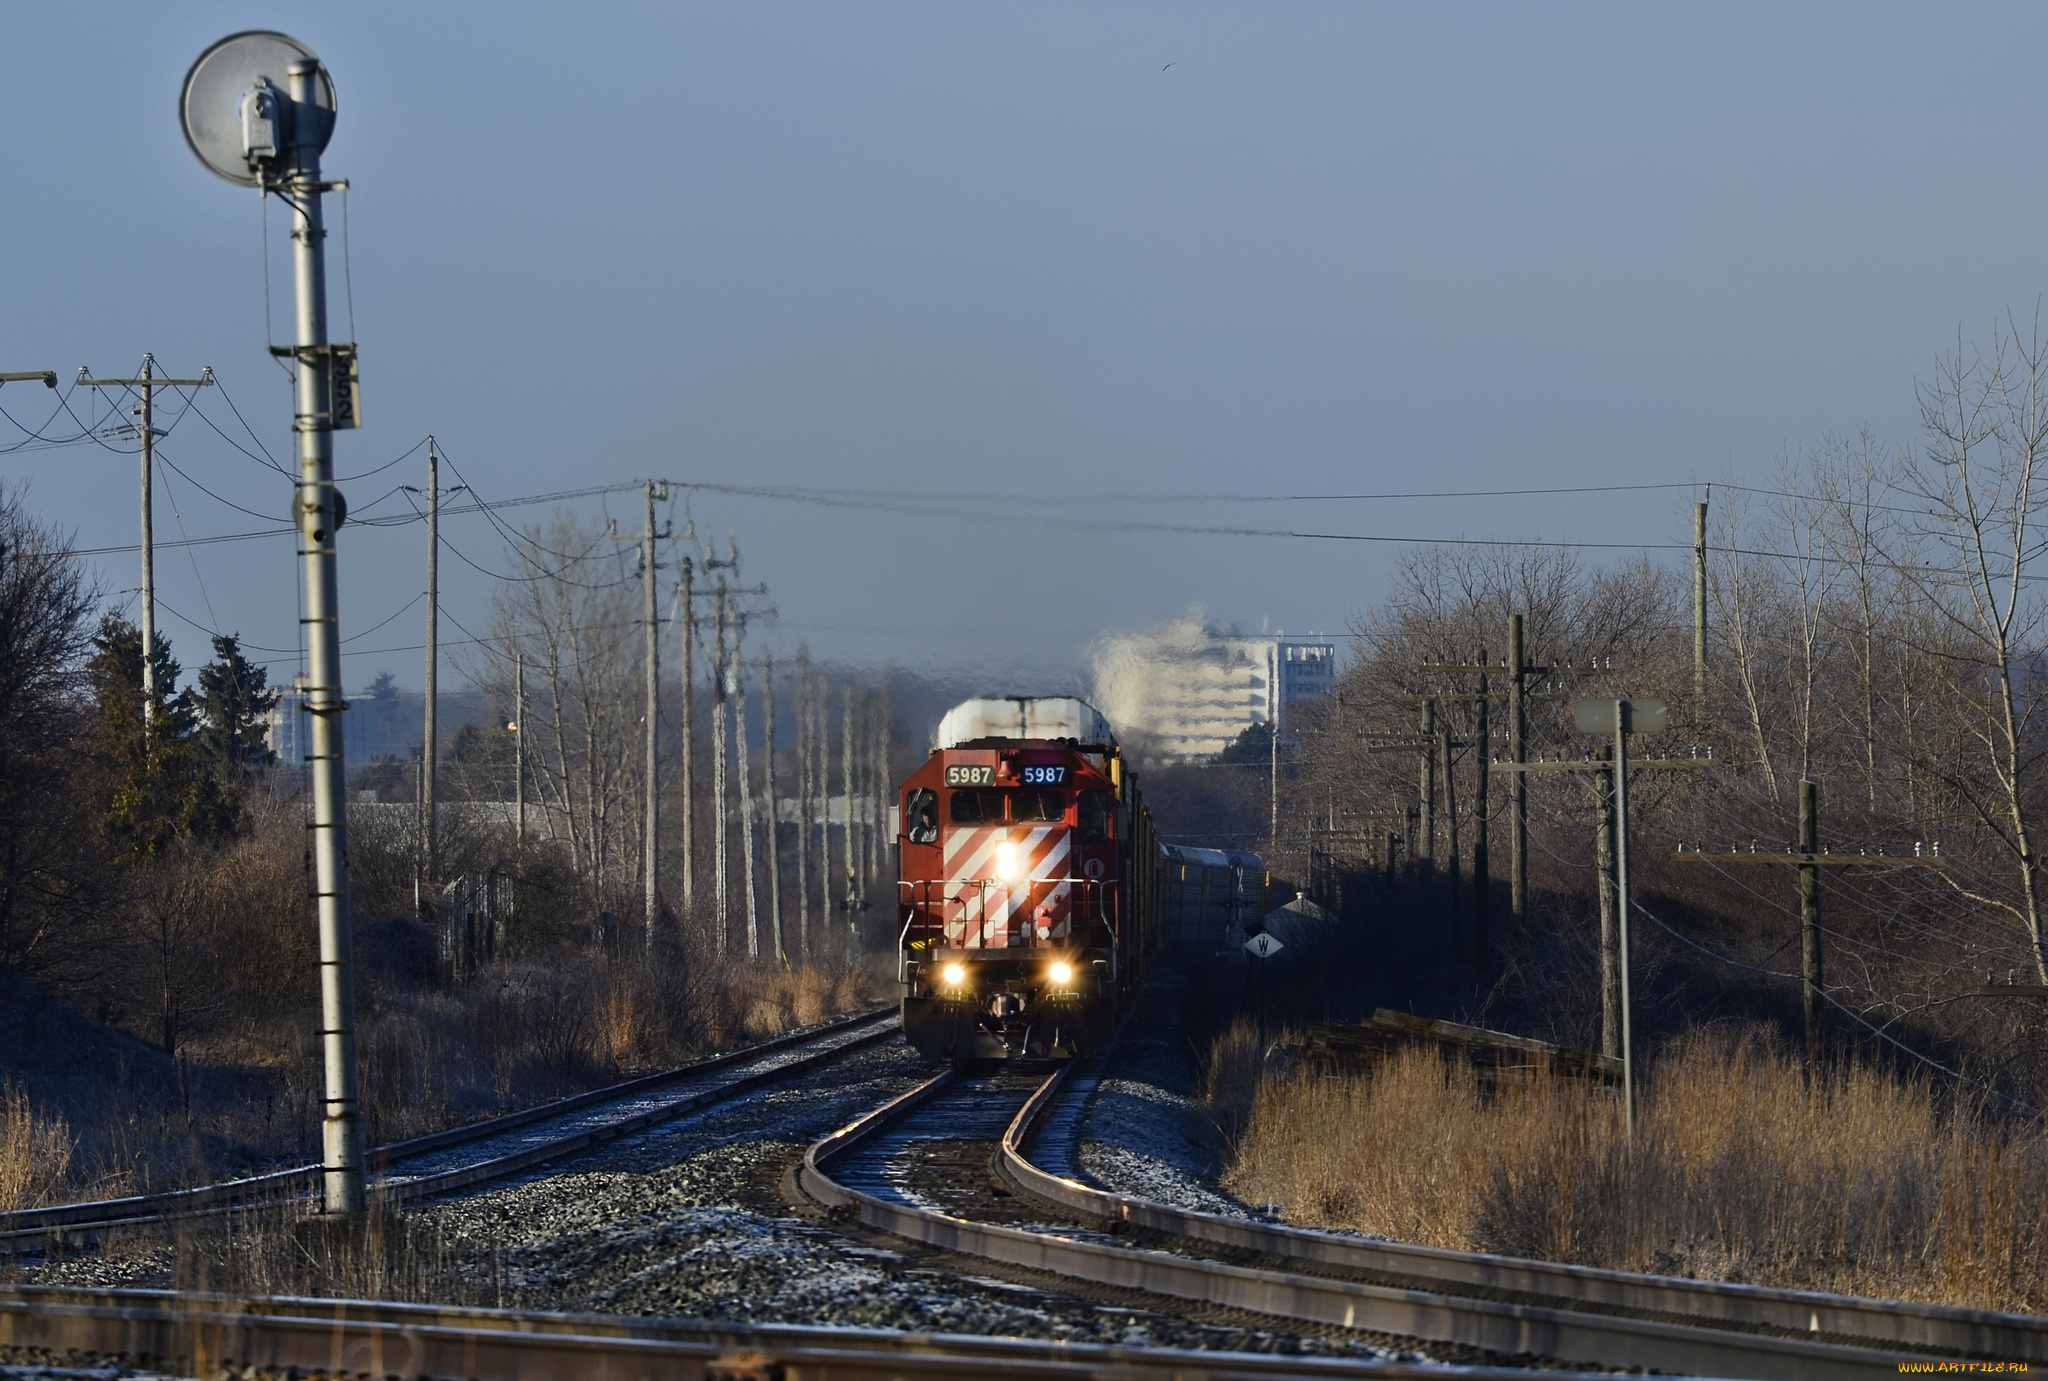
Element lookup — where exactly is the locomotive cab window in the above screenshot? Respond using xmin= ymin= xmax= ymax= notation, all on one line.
xmin=1012 ymin=789 xmax=1066 ymax=822
xmin=950 ymin=789 xmax=1006 ymax=824
xmin=906 ymin=788 xmax=939 ymax=844
xmin=1078 ymin=790 xmax=1112 ymax=843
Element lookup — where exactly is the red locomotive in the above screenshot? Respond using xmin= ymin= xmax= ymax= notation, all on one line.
xmin=896 ymin=697 xmax=1159 ymax=1061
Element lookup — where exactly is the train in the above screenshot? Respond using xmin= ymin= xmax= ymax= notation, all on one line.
xmin=895 ymin=697 xmax=1159 ymax=1061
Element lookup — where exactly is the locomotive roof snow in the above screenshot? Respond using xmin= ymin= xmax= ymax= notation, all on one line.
xmin=934 ymin=696 xmax=1116 ymax=748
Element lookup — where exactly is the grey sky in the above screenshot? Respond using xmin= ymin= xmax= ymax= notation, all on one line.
xmin=1 ymin=3 xmax=2041 ymax=689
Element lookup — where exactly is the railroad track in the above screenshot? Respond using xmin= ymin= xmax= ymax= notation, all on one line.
xmin=0 ymin=1005 xmax=899 ymax=1252
xmin=799 ymin=1059 xmax=2046 ymax=1379
xmin=0 ymin=1285 xmax=1633 ymax=1380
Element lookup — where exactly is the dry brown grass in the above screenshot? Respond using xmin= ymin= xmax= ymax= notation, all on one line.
xmin=172 ymin=1202 xmax=497 ymax=1306
xmin=0 ymin=1081 xmax=72 ymax=1211
xmin=1222 ymin=1027 xmax=2048 ymax=1312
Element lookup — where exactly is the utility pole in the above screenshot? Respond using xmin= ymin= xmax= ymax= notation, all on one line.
xmin=794 ymin=645 xmax=812 ymax=961
xmin=423 ymin=440 xmax=438 ymax=902
xmin=611 ymin=482 xmax=670 ymax=947
xmin=1510 ymin=693 xmax=1703 ymax=1151
xmin=1799 ymin=778 xmax=1822 ymax=1081
xmin=78 ymin=357 xmax=214 ymax=726
xmin=1417 ymin=699 xmax=1436 ymax=870
xmin=678 ymin=555 xmax=695 ymax=911
xmin=713 ymin=581 xmax=730 ymax=953
xmin=1675 ymin=781 xmax=1942 ymax=1082
xmin=1594 ymin=745 xmax=1620 ymax=1061
xmin=1508 ymin=615 xmax=1528 ymax=937
xmin=1612 ymin=700 xmax=1635 ymax=1150
xmin=1472 ymin=648 xmax=1490 ymax=967
xmin=404 ymin=439 xmax=461 ymax=908
xmin=1268 ymin=643 xmax=1280 ymax=844
xmin=876 ymin=667 xmax=892 ymax=908
xmin=1694 ymin=491 xmax=1709 ymax=717
xmin=181 ymin=32 xmax=360 ymax=1215
xmin=512 ymin=651 xmax=525 ymax=849
xmin=765 ymin=650 xmax=784 ymax=966
xmin=1440 ymin=699 xmax=1461 ymax=925
xmin=843 ymin=679 xmax=859 ymax=918
xmin=643 ymin=482 xmax=660 ymax=946
xmin=735 ymin=635 xmax=760 ymax=959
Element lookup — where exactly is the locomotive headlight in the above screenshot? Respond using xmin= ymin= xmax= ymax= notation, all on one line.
xmin=1048 ymin=961 xmax=1074 ymax=986
xmin=994 ymin=841 xmax=1022 ymax=881
xmin=942 ymin=963 xmax=966 ymax=987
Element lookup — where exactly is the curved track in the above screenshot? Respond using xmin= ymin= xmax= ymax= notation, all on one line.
xmin=0 ymin=1285 xmax=1623 ymax=1380
xmin=1 ymin=1006 xmax=897 ymax=1251
xmin=800 ymin=1061 xmax=2041 ymax=1379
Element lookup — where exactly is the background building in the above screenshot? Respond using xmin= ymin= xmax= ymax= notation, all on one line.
xmin=1088 ymin=615 xmax=1338 ymax=760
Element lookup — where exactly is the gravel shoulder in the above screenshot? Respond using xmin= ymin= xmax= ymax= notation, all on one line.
xmin=1072 ymin=947 xmax=1258 ymax=1217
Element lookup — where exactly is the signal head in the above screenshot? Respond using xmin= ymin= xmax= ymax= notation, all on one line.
xmin=181 ymin=32 xmax=335 ymax=187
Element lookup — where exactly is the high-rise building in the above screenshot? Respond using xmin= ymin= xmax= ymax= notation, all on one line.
xmin=1088 ymin=615 xmax=1338 ymax=760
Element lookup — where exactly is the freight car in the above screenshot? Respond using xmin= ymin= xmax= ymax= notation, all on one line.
xmin=895 ymin=697 xmax=1159 ymax=1061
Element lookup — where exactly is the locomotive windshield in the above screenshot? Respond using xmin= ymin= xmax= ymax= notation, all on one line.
xmin=948 ymin=788 xmax=1069 ymax=824
xmin=1012 ymin=789 xmax=1066 ymax=822
xmin=906 ymin=788 xmax=939 ymax=843
xmin=949 ymin=789 xmax=1006 ymax=824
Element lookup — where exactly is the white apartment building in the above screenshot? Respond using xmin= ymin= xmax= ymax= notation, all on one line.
xmin=1088 ymin=615 xmax=1338 ymax=760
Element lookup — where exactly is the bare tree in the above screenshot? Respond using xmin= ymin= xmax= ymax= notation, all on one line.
xmin=1907 ymin=317 xmax=2048 ymax=983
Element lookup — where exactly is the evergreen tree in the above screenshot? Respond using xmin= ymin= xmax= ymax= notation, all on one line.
xmin=87 ymin=615 xmax=237 ymax=858
xmin=1214 ymin=718 xmax=1273 ymax=766
xmin=193 ymin=633 xmax=278 ymax=777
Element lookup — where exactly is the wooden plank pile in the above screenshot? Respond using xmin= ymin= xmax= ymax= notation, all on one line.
xmin=1298 ymin=1008 xmax=1622 ymax=1085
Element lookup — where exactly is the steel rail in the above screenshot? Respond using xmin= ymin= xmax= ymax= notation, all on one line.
xmin=1 ymin=1006 xmax=897 ymax=1247
xmin=0 ymin=1286 xmax=1617 ymax=1381
xmin=799 ymin=1070 xmax=1918 ymax=1379
xmin=999 ymin=1062 xmax=2048 ymax=1364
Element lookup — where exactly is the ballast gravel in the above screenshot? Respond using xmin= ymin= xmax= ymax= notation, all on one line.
xmin=418 ymin=1043 xmax=1415 ymax=1358
xmin=1072 ymin=952 xmax=1260 ymax=1218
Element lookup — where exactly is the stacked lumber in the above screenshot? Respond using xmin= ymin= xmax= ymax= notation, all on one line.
xmin=1298 ymin=1008 xmax=1621 ymax=1085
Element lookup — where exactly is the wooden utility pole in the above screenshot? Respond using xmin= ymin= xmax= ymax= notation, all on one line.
xmin=1694 ymin=493 xmax=1709 ymax=716
xmin=412 ymin=439 xmax=462 ymax=910
xmin=512 ymin=651 xmax=525 ymax=849
xmin=794 ymin=645 xmax=813 ymax=960
xmin=1674 ymin=782 xmax=1940 ymax=1082
xmin=1508 ymin=615 xmax=1528 ymax=934
xmin=713 ymin=581 xmax=729 ymax=953
xmin=1594 ymin=745 xmax=1620 ymax=1060
xmin=1507 ymin=715 xmax=1714 ymax=1142
xmin=612 ymin=482 xmax=669 ymax=947
xmin=843 ymin=679 xmax=859 ymax=916
xmin=1418 ymin=699 xmax=1436 ymax=869
xmin=678 ymin=555 xmax=695 ymax=911
xmin=1420 ymin=637 xmax=1580 ymax=944
xmin=1472 ymin=648 xmax=1490 ymax=966
xmin=735 ymin=643 xmax=759 ymax=958
xmin=877 ymin=668 xmax=893 ymax=915
xmin=423 ymin=442 xmax=439 ymax=900
xmin=642 ymin=482 xmax=664 ymax=945
xmin=78 ymin=358 xmax=213 ymax=728
xmin=1799 ymin=778 xmax=1821 ymax=1077
xmin=1440 ymin=702 xmax=1461 ymax=923
xmin=764 ymin=649 xmax=784 ymax=966
xmin=1268 ymin=643 xmax=1280 ymax=844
